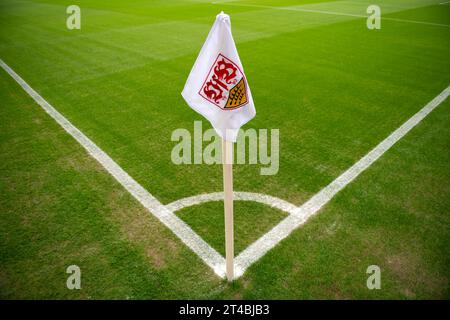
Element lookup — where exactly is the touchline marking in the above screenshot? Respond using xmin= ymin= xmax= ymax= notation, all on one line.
xmin=154 ymin=84 xmax=449 ymax=279
xmin=213 ymin=2 xmax=450 ymax=28
xmin=2 ymin=58 xmax=449 ymax=280
xmin=234 ymin=85 xmax=450 ymax=277
xmin=0 ymin=59 xmax=227 ymax=278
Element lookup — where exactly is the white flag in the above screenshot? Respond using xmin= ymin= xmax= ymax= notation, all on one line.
xmin=181 ymin=12 xmax=256 ymax=142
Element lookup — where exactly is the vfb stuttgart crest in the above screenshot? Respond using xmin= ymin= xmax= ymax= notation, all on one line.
xmin=199 ymin=53 xmax=249 ymax=110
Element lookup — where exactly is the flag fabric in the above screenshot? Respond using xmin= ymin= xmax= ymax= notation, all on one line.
xmin=181 ymin=11 xmax=256 ymax=142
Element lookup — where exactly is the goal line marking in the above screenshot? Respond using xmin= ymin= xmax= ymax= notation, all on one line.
xmin=0 ymin=59 xmax=227 ymax=278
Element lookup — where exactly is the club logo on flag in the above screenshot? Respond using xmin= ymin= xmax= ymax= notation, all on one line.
xmin=199 ymin=53 xmax=248 ymax=110
xmin=182 ymin=11 xmax=256 ymax=142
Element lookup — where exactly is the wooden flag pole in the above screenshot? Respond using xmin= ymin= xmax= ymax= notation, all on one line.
xmin=222 ymin=137 xmax=234 ymax=281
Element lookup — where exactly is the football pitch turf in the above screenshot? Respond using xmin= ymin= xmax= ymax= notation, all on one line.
xmin=0 ymin=0 xmax=449 ymax=299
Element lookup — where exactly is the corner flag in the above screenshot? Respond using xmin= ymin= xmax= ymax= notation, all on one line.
xmin=181 ymin=12 xmax=256 ymax=281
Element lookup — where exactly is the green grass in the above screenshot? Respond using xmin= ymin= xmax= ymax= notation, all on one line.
xmin=0 ymin=0 xmax=449 ymax=299
xmin=0 ymin=72 xmax=224 ymax=299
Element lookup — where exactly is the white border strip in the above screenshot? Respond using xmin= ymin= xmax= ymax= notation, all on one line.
xmin=0 ymin=59 xmax=227 ymax=278
xmin=234 ymin=85 xmax=450 ymax=277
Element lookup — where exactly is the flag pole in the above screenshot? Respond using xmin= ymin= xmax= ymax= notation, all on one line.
xmin=222 ymin=137 xmax=234 ymax=281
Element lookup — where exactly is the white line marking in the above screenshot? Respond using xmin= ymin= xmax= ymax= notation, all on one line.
xmin=382 ymin=17 xmax=450 ymax=28
xmin=214 ymin=2 xmax=450 ymax=28
xmin=166 ymin=192 xmax=298 ymax=215
xmin=234 ymin=86 xmax=450 ymax=277
xmin=214 ymin=2 xmax=366 ymax=18
xmin=0 ymin=59 xmax=227 ymax=278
